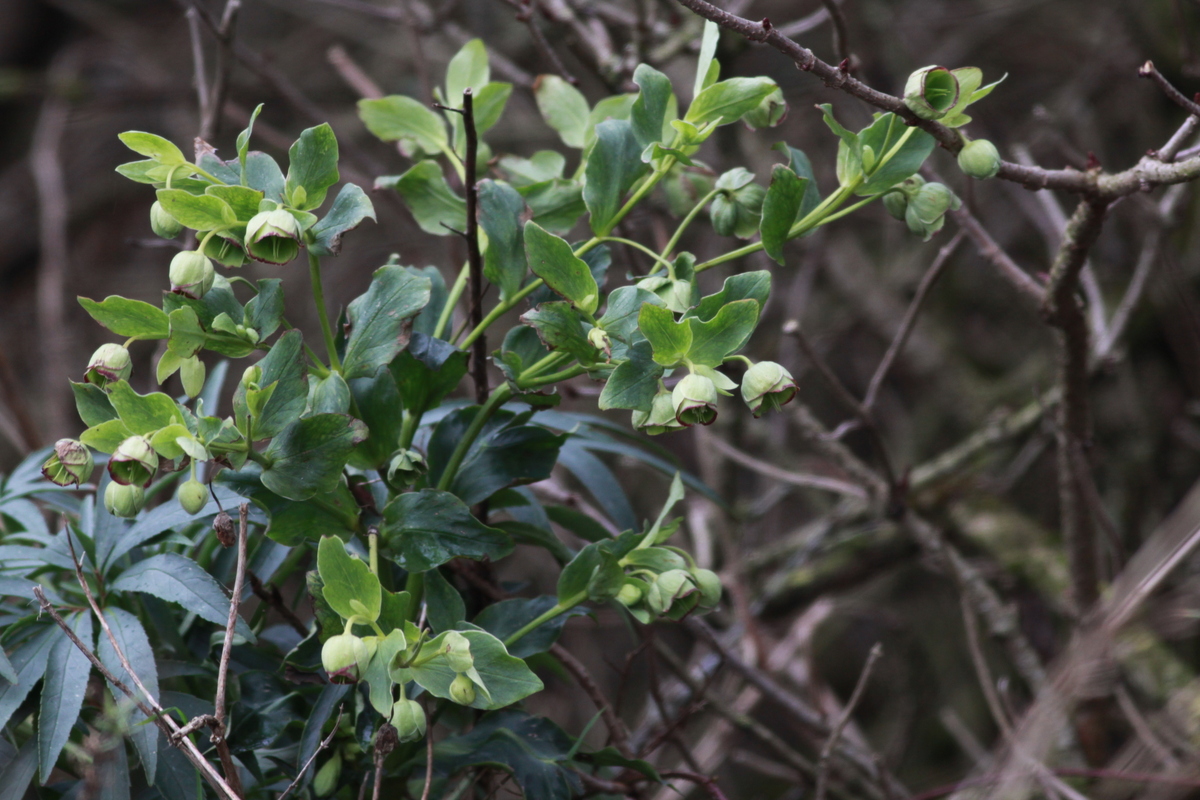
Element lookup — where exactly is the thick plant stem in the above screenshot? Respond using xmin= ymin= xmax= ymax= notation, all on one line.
xmin=307 ymin=251 xmax=342 ymax=373
xmin=461 ymin=89 xmax=489 ymax=405
xmin=435 ymin=263 xmax=469 ymax=341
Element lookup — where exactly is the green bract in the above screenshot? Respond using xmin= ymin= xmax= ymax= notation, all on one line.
xmin=741 ymin=360 xmax=798 ymax=416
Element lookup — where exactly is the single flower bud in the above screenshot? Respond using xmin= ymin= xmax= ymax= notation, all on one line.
xmin=742 ymin=86 xmax=788 ymax=130
xmin=903 ymin=66 xmax=959 ymax=120
xmin=150 ymin=201 xmax=183 ymax=239
xmin=442 ymin=631 xmax=474 ymax=673
xmin=104 ymin=481 xmax=145 ymax=518
xmin=386 ymin=449 xmax=427 ymax=487
xmin=169 ymin=250 xmax=216 ymax=299
xmin=312 ymin=750 xmax=342 ymax=797
xmin=390 ymin=697 xmax=426 ymax=742
xmin=322 ymin=633 xmax=373 ymax=684
xmin=449 ymin=673 xmax=477 ymax=706
xmin=177 ymin=479 xmax=208 ymax=515
xmin=108 ymin=436 xmax=159 ymax=487
xmin=245 ymin=208 xmax=302 ymax=265
xmin=616 ymin=582 xmax=643 ymax=607
xmin=672 ymin=374 xmax=719 ymax=427
xmin=957 ymin=138 xmax=1002 ymax=180
xmin=241 ymin=364 xmax=263 ymax=389
xmin=587 ymin=326 xmax=612 ymax=358
xmin=905 ymin=182 xmax=961 ymax=241
xmin=740 ymin=361 xmax=798 ymax=417
xmin=85 ymin=343 xmax=132 ymax=389
xmin=42 ymin=439 xmax=94 ymax=487
xmin=691 ymin=568 xmax=722 ymax=608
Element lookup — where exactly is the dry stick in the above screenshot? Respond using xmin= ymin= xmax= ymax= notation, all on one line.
xmin=327 ymin=44 xmax=383 ymax=99
xmin=210 ymin=504 xmax=250 ymax=797
xmin=705 ymin=434 xmax=868 ymax=498
xmin=54 ymin=536 xmax=243 ymax=800
xmin=186 ymin=8 xmax=210 ymax=128
xmin=551 ymin=643 xmax=634 ymax=757
xmin=500 ymin=0 xmax=579 ymax=85
xmin=249 ymin=572 xmax=308 ymax=637
xmin=200 ymin=0 xmax=241 ymax=142
xmin=671 ymin=0 xmax=1200 ymax=199
xmin=1139 ymin=60 xmax=1200 ymax=118
xmin=863 ymin=231 xmax=964 ymax=411
xmin=814 ymin=643 xmax=883 ymax=800
xmin=1042 ymin=198 xmax=1110 ymax=613
xmin=420 ymin=704 xmax=435 ymax=800
xmin=461 ymin=89 xmax=489 ymax=406
xmin=783 ymin=321 xmax=899 ymax=502
xmin=819 ymin=0 xmax=852 ymax=67
xmin=277 ymin=706 xmax=344 ymax=800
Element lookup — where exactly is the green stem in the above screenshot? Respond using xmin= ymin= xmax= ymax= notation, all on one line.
xmin=597 ymin=150 xmax=678 ymax=238
xmin=188 ymin=163 xmax=229 ymax=185
xmin=398 ymin=411 xmax=420 ymax=450
xmin=307 ymin=251 xmax=342 ymax=373
xmin=503 ymin=591 xmax=586 ymax=647
xmin=661 ymin=188 xmax=720 ymax=262
xmin=435 ymin=384 xmax=514 ymax=492
xmin=599 ymin=236 xmax=677 ymax=273
xmin=818 ymin=194 xmax=879 ymax=226
xmin=404 ymin=572 xmax=425 ymax=623
xmin=369 ymin=530 xmax=379 ymax=578
xmin=435 ymin=263 xmax=470 ymax=341
xmin=518 ymin=364 xmax=587 ymax=389
xmin=521 ymin=351 xmax=570 ymax=381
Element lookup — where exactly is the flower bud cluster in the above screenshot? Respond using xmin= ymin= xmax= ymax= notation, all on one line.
xmin=633 ymin=361 xmax=797 ymax=435
xmin=618 ymin=565 xmax=723 ymax=620
xmin=880 ymin=176 xmax=962 ymax=241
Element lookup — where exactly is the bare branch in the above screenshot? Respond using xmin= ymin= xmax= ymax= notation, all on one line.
xmin=277 ymin=706 xmax=344 ymax=800
xmin=814 ymin=643 xmax=883 ymax=800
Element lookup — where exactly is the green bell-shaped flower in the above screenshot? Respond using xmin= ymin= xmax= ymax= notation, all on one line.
xmin=104 ymin=481 xmax=145 ymax=518
xmin=109 ymin=435 xmax=158 ymax=487
xmin=390 ymin=697 xmax=426 ymax=742
xmin=632 ymin=389 xmax=686 ymax=436
xmin=740 ymin=361 xmax=798 ymax=417
xmin=150 ymin=201 xmax=183 ymax=239
xmin=672 ymin=373 xmax=719 ymax=427
xmin=321 ymin=633 xmax=375 ymax=684
xmin=903 ymin=66 xmax=960 ymax=120
xmin=84 ymin=343 xmax=132 ymax=389
xmin=245 ymin=208 xmax=302 ymax=265
xmin=177 ymin=479 xmax=208 ymax=515
xmin=169 ymin=250 xmax=215 ymax=299
xmin=42 ymin=439 xmax=94 ymax=487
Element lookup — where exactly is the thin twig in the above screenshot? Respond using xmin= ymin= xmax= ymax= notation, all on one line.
xmin=551 ymin=643 xmax=634 ymax=757
xmin=505 ymin=0 xmax=578 ymax=85
xmin=705 ymin=434 xmax=868 ymax=498
xmin=819 ymin=0 xmax=852 ymax=68
xmin=210 ymin=504 xmax=250 ymax=796
xmin=327 ymin=44 xmax=383 ymax=99
xmin=186 ymin=8 xmax=210 ymax=128
xmin=249 ymin=572 xmax=308 ymax=637
xmin=277 ymin=706 xmax=344 ymax=800
xmin=1139 ymin=60 xmax=1200 ymax=118
xmin=420 ymin=703 xmax=435 ymax=800
xmin=863 ymin=232 xmax=963 ymax=410
xmin=815 ymin=643 xmax=883 ymax=800
xmin=201 ymin=0 xmax=240 ymax=141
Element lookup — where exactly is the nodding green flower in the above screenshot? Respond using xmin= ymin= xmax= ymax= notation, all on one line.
xmin=449 ymin=673 xmax=477 ymax=706
xmin=104 ymin=481 xmax=145 ymax=519
xmin=633 ymin=390 xmax=686 ymax=436
xmin=84 ymin=343 xmax=132 ymax=389
xmin=150 ymin=201 xmax=183 ymax=239
xmin=646 ymin=569 xmax=696 ymax=615
xmin=904 ymin=182 xmax=961 ymax=241
xmin=672 ymin=374 xmax=719 ymax=427
xmin=321 ymin=633 xmax=375 ymax=684
xmin=108 ymin=436 xmax=158 ymax=487
xmin=245 ymin=209 xmax=302 ymax=265
xmin=42 ymin=439 xmax=94 ymax=487
xmin=442 ymin=631 xmax=474 ymax=673
xmin=168 ymin=250 xmax=215 ymax=299
xmin=904 ymin=66 xmax=960 ymax=120
xmin=742 ymin=87 xmax=788 ymax=130
xmin=740 ymin=361 xmax=798 ymax=417
xmin=386 ymin=449 xmax=427 ymax=487
xmin=882 ymin=175 xmax=925 ymax=221
xmin=711 ymin=168 xmax=766 ymax=239
xmin=957 ymin=138 xmax=1002 ymax=179
xmin=692 ymin=568 xmax=722 ymax=609
xmin=177 ymin=479 xmax=208 ymax=515
xmin=390 ymin=697 xmax=426 ymax=742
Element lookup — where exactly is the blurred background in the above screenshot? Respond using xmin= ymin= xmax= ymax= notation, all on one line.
xmin=4 ymin=0 xmax=1200 ymax=795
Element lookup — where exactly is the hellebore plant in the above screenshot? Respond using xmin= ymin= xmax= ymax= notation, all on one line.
xmin=13 ymin=29 xmax=1003 ymax=800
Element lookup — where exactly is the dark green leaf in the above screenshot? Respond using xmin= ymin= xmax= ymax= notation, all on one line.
xmin=309 ymin=372 xmax=351 ymax=414
xmin=0 ymin=625 xmax=56 ymax=732
xmin=244 ymin=151 xmax=286 ymax=201
xmin=774 ymin=143 xmax=822 ymax=218
xmin=473 ymin=596 xmax=585 ymax=658
xmin=296 ymin=684 xmax=349 ymax=781
xmin=347 ymin=368 xmax=405 ymax=470
xmin=691 ymin=271 xmax=771 ymax=322
xmin=236 ymin=330 xmax=307 ymax=440
xmin=78 ymin=296 xmax=169 ymax=339
xmin=378 ymin=161 xmax=466 ymax=236
xmin=71 ymin=381 xmax=118 ymax=427
xmin=524 ymin=222 xmax=599 ymax=314
xmin=631 ymin=64 xmax=674 ymax=148
xmin=518 ymin=179 xmax=586 ymax=235
xmin=555 ymin=443 xmax=636 ymax=530
xmin=598 ymin=341 xmax=662 ymax=411
xmin=382 ymin=489 xmax=512 ymax=571
xmin=479 ymin=180 xmax=529 ymax=302
xmin=243 ymin=278 xmax=284 ymax=339
xmin=760 ymin=165 xmax=807 ymax=265
xmin=220 ymin=466 xmax=360 ymax=546
xmin=583 ymin=120 xmax=648 ymax=235
xmin=112 ymin=554 xmax=252 ymax=635
xmin=261 ymin=414 xmax=369 ymax=501
xmin=38 ymin=612 xmax=92 ymax=783
xmin=391 ymin=333 xmax=469 ymax=416
xmin=342 ymin=266 xmax=432 ymax=380
xmin=423 ymin=568 xmax=466 ymax=634
xmin=97 ymin=608 xmax=158 ymax=782
xmin=0 ymin=738 xmax=37 ymax=800
xmin=106 ymin=380 xmax=184 ymax=436
xmin=285 ymin=123 xmax=340 ymax=210
xmin=310 ymin=183 xmax=376 ymax=256
xmin=857 ymin=112 xmax=936 ymax=195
